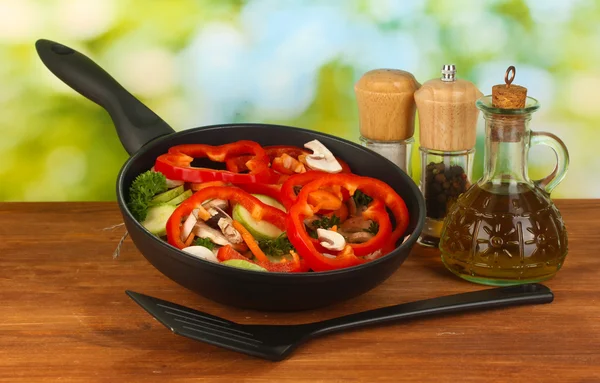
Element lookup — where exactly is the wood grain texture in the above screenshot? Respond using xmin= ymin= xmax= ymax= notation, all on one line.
xmin=0 ymin=201 xmax=598 ymax=383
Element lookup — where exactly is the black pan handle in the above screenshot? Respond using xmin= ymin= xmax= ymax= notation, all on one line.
xmin=309 ymin=283 xmax=553 ymax=337
xmin=35 ymin=39 xmax=175 ymax=155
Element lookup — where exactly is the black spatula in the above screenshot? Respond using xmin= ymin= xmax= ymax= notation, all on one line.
xmin=126 ymin=283 xmax=553 ymax=361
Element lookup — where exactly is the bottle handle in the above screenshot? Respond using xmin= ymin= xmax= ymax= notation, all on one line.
xmin=529 ymin=131 xmax=569 ymax=194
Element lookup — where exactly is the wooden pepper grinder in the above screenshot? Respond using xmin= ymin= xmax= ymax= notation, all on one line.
xmin=354 ymin=69 xmax=421 ymax=177
xmin=414 ymin=64 xmax=483 ymax=248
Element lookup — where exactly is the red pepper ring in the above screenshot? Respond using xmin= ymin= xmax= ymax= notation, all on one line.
xmin=349 ymin=199 xmax=393 ymax=257
xmin=169 ymin=141 xmax=270 ymax=172
xmin=155 ymin=141 xmax=281 ymax=184
xmin=286 ymin=174 xmax=409 ymax=271
xmin=286 ymin=205 xmax=366 ymax=271
xmin=304 ymin=174 xmax=410 ymax=247
xmin=166 ymin=186 xmax=287 ymax=250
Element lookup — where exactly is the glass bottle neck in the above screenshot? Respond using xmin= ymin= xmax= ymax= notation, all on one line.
xmin=480 ymin=114 xmax=531 ymax=186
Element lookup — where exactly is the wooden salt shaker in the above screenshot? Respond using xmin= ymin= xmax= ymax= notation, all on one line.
xmin=354 ymin=69 xmax=421 ymax=177
xmin=414 ymin=64 xmax=483 ymax=248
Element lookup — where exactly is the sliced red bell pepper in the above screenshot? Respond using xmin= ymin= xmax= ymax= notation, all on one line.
xmin=190 ymin=180 xmax=229 ymax=191
xmin=217 ymin=245 xmax=309 ymax=272
xmin=322 ymin=201 xmax=349 ymax=222
xmin=280 ymin=171 xmax=330 ymax=209
xmin=280 ymin=171 xmax=351 ymax=210
xmin=224 ymin=155 xmax=252 ymax=174
xmin=155 ymin=141 xmax=282 ymax=184
xmin=307 ymin=189 xmax=343 ymax=212
xmin=166 ymin=186 xmax=287 ymax=249
xmin=347 ymin=199 xmax=392 ymax=256
xmin=286 ymin=174 xmax=409 ymax=271
xmin=217 ymin=245 xmax=253 ymax=262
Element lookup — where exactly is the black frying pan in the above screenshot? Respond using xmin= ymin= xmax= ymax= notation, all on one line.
xmin=35 ymin=39 xmax=426 ymax=311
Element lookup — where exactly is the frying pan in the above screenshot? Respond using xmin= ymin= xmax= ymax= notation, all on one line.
xmin=35 ymin=38 xmax=426 ymax=311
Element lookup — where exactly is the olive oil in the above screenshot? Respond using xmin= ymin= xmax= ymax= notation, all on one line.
xmin=439 ymin=183 xmax=568 ymax=285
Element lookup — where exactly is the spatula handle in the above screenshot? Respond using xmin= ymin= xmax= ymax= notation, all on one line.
xmin=310 ymin=284 xmax=553 ymax=337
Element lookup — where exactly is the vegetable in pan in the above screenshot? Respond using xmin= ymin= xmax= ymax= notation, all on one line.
xmin=127 ymin=139 xmax=410 ymax=273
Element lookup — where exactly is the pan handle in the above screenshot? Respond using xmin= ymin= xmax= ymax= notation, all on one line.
xmin=35 ymin=39 xmax=175 ymax=155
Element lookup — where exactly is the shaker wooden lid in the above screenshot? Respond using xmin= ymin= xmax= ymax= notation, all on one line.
xmin=355 ymin=69 xmax=420 ymax=93
xmin=414 ymin=65 xmax=483 ymax=151
xmin=354 ymin=69 xmax=421 ymax=141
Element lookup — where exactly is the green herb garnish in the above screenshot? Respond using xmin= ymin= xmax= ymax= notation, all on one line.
xmin=365 ymin=221 xmax=379 ymax=235
xmin=353 ymin=190 xmax=373 ymax=208
xmin=312 ymin=215 xmax=341 ymax=230
xmin=127 ymin=171 xmax=168 ymax=221
xmin=193 ymin=237 xmax=215 ymax=250
xmin=258 ymin=234 xmax=295 ymax=258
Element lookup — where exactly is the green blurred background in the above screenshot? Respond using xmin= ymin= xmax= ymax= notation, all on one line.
xmin=0 ymin=0 xmax=596 ymax=201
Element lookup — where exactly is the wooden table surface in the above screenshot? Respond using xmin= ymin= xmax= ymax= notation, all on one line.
xmin=1 ymin=200 xmax=599 ymax=382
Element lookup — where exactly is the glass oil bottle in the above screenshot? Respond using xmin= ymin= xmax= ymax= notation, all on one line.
xmin=439 ymin=66 xmax=570 ymax=285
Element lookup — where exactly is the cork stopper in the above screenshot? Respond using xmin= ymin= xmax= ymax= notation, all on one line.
xmin=354 ymin=69 xmax=421 ymax=142
xmin=491 ymin=66 xmax=527 ymax=108
xmin=489 ymin=66 xmax=529 ymax=142
xmin=414 ymin=65 xmax=483 ymax=151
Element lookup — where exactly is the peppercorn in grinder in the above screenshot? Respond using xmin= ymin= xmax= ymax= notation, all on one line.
xmin=414 ymin=64 xmax=483 ymax=247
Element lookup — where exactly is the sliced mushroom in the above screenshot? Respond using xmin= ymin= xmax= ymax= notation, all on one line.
xmin=203 ymin=198 xmax=228 ymax=210
xmin=182 ymin=246 xmax=219 ymax=263
xmin=340 ymin=216 xmax=373 ymax=233
xmin=180 ymin=208 xmax=199 ymax=241
xmin=166 ymin=178 xmax=185 ymax=189
xmin=363 ymin=249 xmax=382 ymax=260
xmin=346 ymin=231 xmax=374 ymax=244
xmin=218 ymin=219 xmax=243 ymax=244
xmin=317 ymin=228 xmax=346 ymax=251
xmin=205 ymin=207 xmax=227 ymax=229
xmin=193 ymin=220 xmax=232 ymax=247
xmin=348 ymin=197 xmax=358 ymax=217
xmin=193 ymin=221 xmax=248 ymax=252
xmin=205 ymin=207 xmax=243 ymax=244
xmin=304 ymin=140 xmax=343 ymax=173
